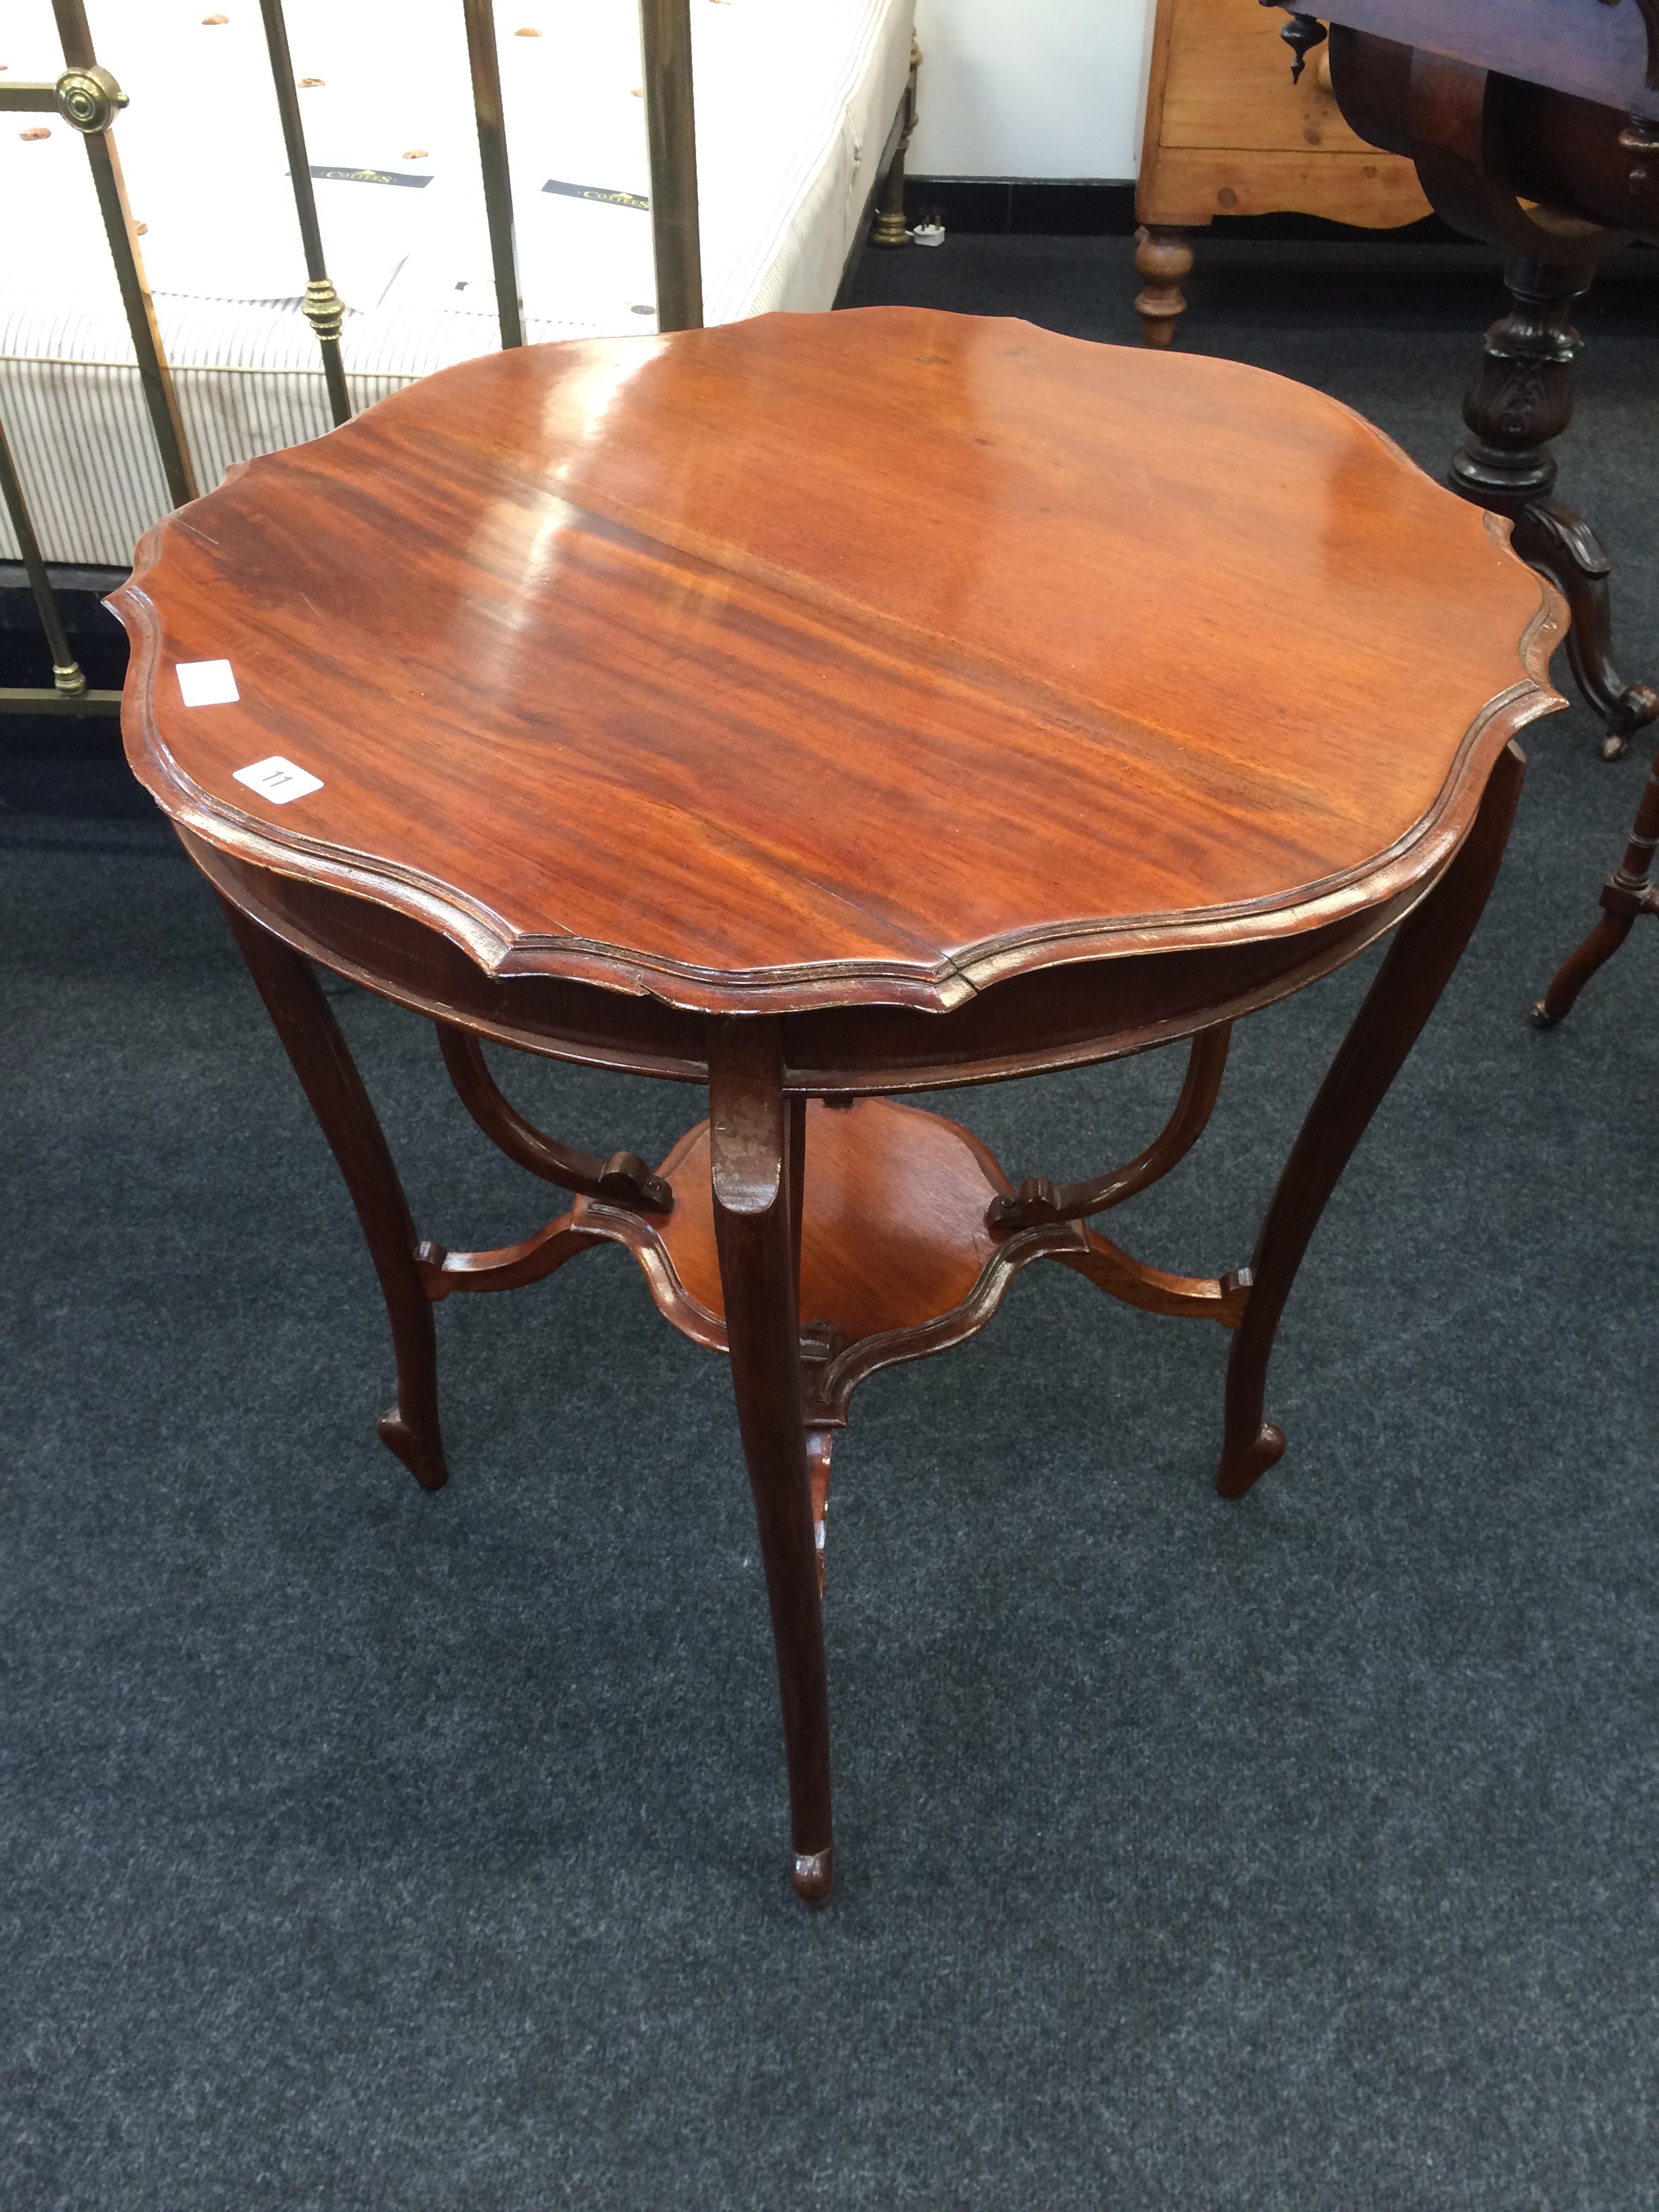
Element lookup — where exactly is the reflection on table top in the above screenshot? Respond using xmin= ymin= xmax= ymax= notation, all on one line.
xmin=113 ymin=306 xmax=1559 ymax=1009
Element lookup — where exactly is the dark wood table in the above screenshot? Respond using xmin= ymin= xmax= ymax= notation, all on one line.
xmin=1282 ymin=0 xmax=1659 ymax=1019
xmin=1268 ymin=0 xmax=1659 ymax=764
xmin=111 ymin=308 xmax=1563 ymax=1902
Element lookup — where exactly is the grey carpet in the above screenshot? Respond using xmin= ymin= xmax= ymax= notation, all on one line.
xmin=3 ymin=234 xmax=1656 ymax=2209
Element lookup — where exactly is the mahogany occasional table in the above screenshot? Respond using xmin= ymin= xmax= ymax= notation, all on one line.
xmin=111 ymin=308 xmax=1563 ymax=1905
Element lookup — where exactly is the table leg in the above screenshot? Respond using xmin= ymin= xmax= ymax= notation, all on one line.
xmin=1451 ymin=256 xmax=1659 ymax=762
xmin=1133 ymin=224 xmax=1193 ymax=348
xmin=1216 ymin=740 xmax=1526 ymax=1499
xmin=1532 ymin=738 xmax=1659 ymax=1026
xmin=709 ymin=1019 xmax=833 ymax=1905
xmin=217 ymin=895 xmax=447 ymax=1491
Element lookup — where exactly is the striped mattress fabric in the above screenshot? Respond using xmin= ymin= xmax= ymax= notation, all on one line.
xmin=0 ymin=0 xmax=913 ymax=567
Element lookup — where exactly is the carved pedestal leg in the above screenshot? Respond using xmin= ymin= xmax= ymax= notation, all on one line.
xmin=1532 ymin=740 xmax=1659 ymax=1025
xmin=1134 ymin=225 xmax=1193 ymax=349
xmin=708 ymin=1020 xmax=833 ymax=1906
xmin=1216 ymin=741 xmax=1527 ymax=1499
xmin=217 ymin=897 xmax=447 ymax=1490
xmin=1451 ymin=257 xmax=1659 ymax=762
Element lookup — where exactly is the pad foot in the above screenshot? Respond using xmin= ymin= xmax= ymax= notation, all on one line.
xmin=377 ymin=1407 xmax=449 ymax=1490
xmin=1216 ymin=1420 xmax=1286 ymax=1501
xmin=792 ymin=1847 xmax=834 ymax=1906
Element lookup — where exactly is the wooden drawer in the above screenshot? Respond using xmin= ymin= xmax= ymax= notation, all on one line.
xmin=1139 ymin=0 xmax=1429 ymax=226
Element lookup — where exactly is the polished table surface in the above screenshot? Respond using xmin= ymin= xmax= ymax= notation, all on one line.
xmin=118 ymin=310 xmax=1551 ymax=1015
xmin=112 ymin=308 xmax=1566 ymax=1902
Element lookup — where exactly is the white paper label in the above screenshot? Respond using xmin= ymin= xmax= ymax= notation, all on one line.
xmin=232 ymin=756 xmax=324 ymax=804
xmin=176 ymin=658 xmax=240 ymax=707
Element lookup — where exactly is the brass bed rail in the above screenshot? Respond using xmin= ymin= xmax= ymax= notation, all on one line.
xmin=0 ymin=0 xmax=708 ymax=718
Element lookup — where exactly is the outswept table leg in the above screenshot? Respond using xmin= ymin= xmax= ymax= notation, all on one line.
xmin=216 ymin=895 xmax=447 ymax=1491
xmin=709 ymin=1019 xmax=833 ymax=1905
xmin=1216 ymin=740 xmax=1527 ymax=1500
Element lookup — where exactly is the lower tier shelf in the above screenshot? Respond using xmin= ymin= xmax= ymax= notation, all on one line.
xmin=571 ymin=1094 xmax=1249 ymax=1418
xmin=422 ymin=1094 xmax=1252 ymax=1572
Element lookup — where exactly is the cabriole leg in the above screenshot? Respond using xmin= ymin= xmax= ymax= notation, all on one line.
xmin=708 ymin=1019 xmax=833 ymax=1905
xmin=216 ymin=895 xmax=447 ymax=1491
xmin=1216 ymin=741 xmax=1527 ymax=1499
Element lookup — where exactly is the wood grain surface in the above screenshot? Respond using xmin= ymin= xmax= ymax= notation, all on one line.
xmin=651 ymin=1094 xmax=1006 ymax=1343
xmin=113 ymin=307 xmax=1562 ymax=1015
xmin=1155 ymin=0 xmax=1428 ymax=176
xmin=1136 ymin=0 xmax=1428 ymax=247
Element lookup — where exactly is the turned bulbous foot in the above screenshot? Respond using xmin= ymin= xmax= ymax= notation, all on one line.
xmin=1133 ymin=224 xmax=1192 ymax=349
xmin=377 ymin=1406 xmax=449 ymax=1490
xmin=1216 ymin=1420 xmax=1286 ymax=1500
xmin=792 ymin=1847 xmax=834 ymax=1906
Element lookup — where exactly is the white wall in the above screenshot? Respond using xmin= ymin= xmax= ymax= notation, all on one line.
xmin=908 ymin=0 xmax=1154 ymax=181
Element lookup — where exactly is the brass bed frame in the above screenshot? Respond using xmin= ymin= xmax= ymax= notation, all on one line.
xmin=0 ymin=0 xmax=921 ymax=718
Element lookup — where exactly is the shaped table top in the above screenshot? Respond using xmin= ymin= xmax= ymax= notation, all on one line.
xmin=115 ymin=306 xmax=1562 ymax=1015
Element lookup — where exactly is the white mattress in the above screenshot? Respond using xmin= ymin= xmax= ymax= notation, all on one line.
xmin=0 ymin=0 xmax=913 ymax=565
